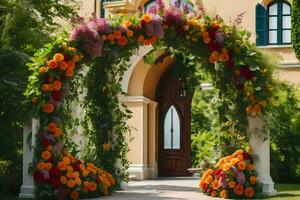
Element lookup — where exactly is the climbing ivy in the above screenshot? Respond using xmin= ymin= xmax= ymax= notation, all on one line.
xmin=292 ymin=0 xmax=300 ymax=60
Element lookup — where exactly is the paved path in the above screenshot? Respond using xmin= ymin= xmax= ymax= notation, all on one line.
xmin=96 ymin=177 xmax=218 ymax=200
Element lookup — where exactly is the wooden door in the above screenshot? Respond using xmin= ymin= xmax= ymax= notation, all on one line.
xmin=157 ymin=71 xmax=192 ymax=177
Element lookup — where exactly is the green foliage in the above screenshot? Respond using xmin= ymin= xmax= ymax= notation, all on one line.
xmin=268 ymin=82 xmax=300 ymax=183
xmin=292 ymin=0 xmax=300 ymax=60
xmin=0 ymin=0 xmax=78 ymax=195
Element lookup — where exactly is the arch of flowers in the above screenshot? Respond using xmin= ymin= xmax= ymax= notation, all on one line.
xmin=24 ymin=2 xmax=276 ymax=199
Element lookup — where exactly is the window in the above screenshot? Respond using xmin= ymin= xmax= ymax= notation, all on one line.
xmin=100 ymin=0 xmax=105 ymax=18
xmin=144 ymin=0 xmax=157 ymax=13
xmin=164 ymin=105 xmax=181 ymax=149
xmin=170 ymin=0 xmax=194 ymax=12
xmin=256 ymin=1 xmax=291 ymax=46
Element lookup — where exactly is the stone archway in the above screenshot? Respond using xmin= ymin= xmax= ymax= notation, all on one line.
xmin=119 ymin=47 xmax=277 ymax=195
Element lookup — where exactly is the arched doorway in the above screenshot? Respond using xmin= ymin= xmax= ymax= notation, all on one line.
xmin=156 ymin=69 xmax=193 ymax=176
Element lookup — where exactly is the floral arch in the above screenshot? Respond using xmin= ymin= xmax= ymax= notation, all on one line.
xmin=24 ymin=2 xmax=277 ymax=199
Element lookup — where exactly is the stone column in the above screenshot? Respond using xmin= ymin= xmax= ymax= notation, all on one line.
xmin=147 ymin=101 xmax=158 ymax=178
xmin=120 ymin=96 xmax=152 ymax=180
xmin=248 ymin=116 xmax=277 ymax=196
xmin=19 ymin=118 xmax=39 ymax=199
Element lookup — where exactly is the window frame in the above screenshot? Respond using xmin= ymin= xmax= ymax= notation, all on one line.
xmin=267 ymin=0 xmax=291 ymax=45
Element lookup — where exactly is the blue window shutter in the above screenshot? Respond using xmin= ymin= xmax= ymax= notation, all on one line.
xmin=256 ymin=4 xmax=267 ymax=46
xmin=101 ymin=0 xmax=105 ymax=18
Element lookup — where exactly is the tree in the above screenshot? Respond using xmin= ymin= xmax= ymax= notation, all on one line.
xmin=292 ymin=0 xmax=300 ymax=60
xmin=0 ymin=0 xmax=78 ymax=195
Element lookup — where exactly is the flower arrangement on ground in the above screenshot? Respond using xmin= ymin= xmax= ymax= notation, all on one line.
xmin=199 ymin=149 xmax=258 ymax=199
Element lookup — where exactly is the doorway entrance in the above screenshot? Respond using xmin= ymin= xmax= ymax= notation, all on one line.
xmin=157 ymin=69 xmax=193 ymax=177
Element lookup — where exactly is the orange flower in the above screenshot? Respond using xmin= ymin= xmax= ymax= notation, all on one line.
xmin=204 ymin=175 xmax=213 ymax=184
xmin=60 ymin=176 xmax=67 ymax=184
xmin=138 ymin=35 xmax=145 ymax=43
xmin=67 ymin=60 xmax=75 ymax=70
xmin=75 ymin=177 xmax=82 ymax=185
xmin=67 ymin=172 xmax=74 ymax=179
xmin=103 ymin=143 xmax=110 ymax=151
xmin=150 ymin=36 xmax=157 ymax=44
xmin=237 ymin=161 xmax=247 ymax=171
xmin=48 ymin=60 xmax=58 ymax=69
xmin=43 ymin=103 xmax=55 ymax=113
xmin=73 ymin=54 xmax=80 ymax=62
xmin=124 ymin=21 xmax=132 ymax=28
xmin=202 ymin=32 xmax=209 ymax=38
xmin=107 ymin=34 xmax=114 ymax=41
xmin=67 ymin=165 xmax=73 ymax=172
xmin=48 ymin=84 xmax=54 ymax=91
xmin=248 ymin=164 xmax=255 ymax=171
xmin=230 ymin=158 xmax=239 ymax=165
xmin=41 ymin=151 xmax=51 ymax=161
xmin=211 ymin=51 xmax=220 ymax=60
xmin=234 ymin=184 xmax=244 ymax=196
xmin=143 ymin=39 xmax=151 ymax=46
xmin=45 ymin=162 xmax=52 ymax=170
xmin=54 ymin=127 xmax=63 ymax=137
xmin=58 ymin=161 xmax=67 ymax=171
xmin=107 ymin=173 xmax=116 ymax=185
xmin=113 ymin=31 xmax=122 ymax=39
xmin=89 ymin=181 xmax=97 ymax=191
xmin=70 ymin=191 xmax=79 ymax=200
xmin=212 ymin=180 xmax=219 ymax=190
xmin=39 ymin=66 xmax=48 ymax=74
xmin=249 ymin=94 xmax=255 ymax=102
xmin=211 ymin=190 xmax=217 ymax=197
xmin=253 ymin=104 xmax=261 ymax=113
xmin=53 ymin=53 xmax=64 ymax=62
xmin=72 ymin=171 xmax=79 ymax=179
xmin=63 ymin=156 xmax=71 ymax=165
xmin=82 ymin=170 xmax=89 ymax=177
xmin=246 ymin=106 xmax=252 ymax=114
xmin=48 ymin=122 xmax=57 ymax=132
xmin=141 ymin=14 xmax=152 ymax=23
xmin=59 ymin=61 xmax=68 ymax=70
xmin=42 ymin=84 xmax=50 ymax=92
xmin=219 ymin=53 xmax=230 ymax=62
xmin=203 ymin=37 xmax=211 ymax=44
xmin=68 ymin=47 xmax=77 ymax=52
xmin=222 ymin=163 xmax=231 ymax=171
xmin=250 ymin=176 xmax=257 ymax=184
xmin=209 ymin=56 xmax=215 ymax=64
xmin=117 ymin=36 xmax=128 ymax=46
xmin=66 ymin=68 xmax=74 ymax=77
xmin=53 ymin=80 xmax=62 ymax=91
xmin=37 ymin=162 xmax=45 ymax=170
xmin=67 ymin=179 xmax=76 ymax=188
xmin=220 ymin=189 xmax=228 ymax=198
xmin=101 ymin=35 xmax=107 ymax=40
xmin=245 ymin=187 xmax=255 ymax=198
xmin=228 ymin=181 xmax=236 ymax=188
xmin=127 ymin=30 xmax=133 ymax=37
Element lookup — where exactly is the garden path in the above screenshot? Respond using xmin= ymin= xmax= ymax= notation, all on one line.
xmin=94 ymin=177 xmax=218 ymax=200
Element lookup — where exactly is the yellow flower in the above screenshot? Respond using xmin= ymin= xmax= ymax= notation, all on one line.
xmin=141 ymin=14 xmax=152 ymax=23
xmin=103 ymin=143 xmax=110 ymax=151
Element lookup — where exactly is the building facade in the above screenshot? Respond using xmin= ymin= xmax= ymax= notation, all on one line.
xmin=77 ymin=0 xmax=299 ymax=180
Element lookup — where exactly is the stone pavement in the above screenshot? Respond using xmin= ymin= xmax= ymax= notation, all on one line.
xmin=95 ymin=177 xmax=218 ymax=200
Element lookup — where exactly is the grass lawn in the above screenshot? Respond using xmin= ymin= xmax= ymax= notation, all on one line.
xmin=262 ymin=184 xmax=300 ymax=200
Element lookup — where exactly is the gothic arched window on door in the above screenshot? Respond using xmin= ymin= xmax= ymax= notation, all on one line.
xmin=163 ymin=105 xmax=181 ymax=149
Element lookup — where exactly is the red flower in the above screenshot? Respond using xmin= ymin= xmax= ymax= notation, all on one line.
xmin=227 ymin=60 xmax=235 ymax=70
xmin=43 ymin=139 xmax=51 ymax=148
xmin=51 ymin=90 xmax=62 ymax=101
xmin=207 ymin=42 xmax=222 ymax=52
xmin=60 ymin=75 xmax=66 ymax=81
xmin=49 ymin=166 xmax=61 ymax=178
xmin=44 ymin=76 xmax=53 ymax=83
xmin=239 ymin=67 xmax=253 ymax=80
xmin=50 ymin=177 xmax=61 ymax=188
xmin=177 ymin=26 xmax=184 ymax=34
xmin=33 ymin=171 xmax=45 ymax=183
xmin=243 ymin=152 xmax=254 ymax=164
xmin=64 ymin=54 xmax=71 ymax=61
xmin=141 ymin=20 xmax=147 ymax=27
xmin=71 ymin=163 xmax=80 ymax=171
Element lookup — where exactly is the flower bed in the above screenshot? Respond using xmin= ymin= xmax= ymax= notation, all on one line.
xmin=199 ymin=149 xmax=258 ymax=198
